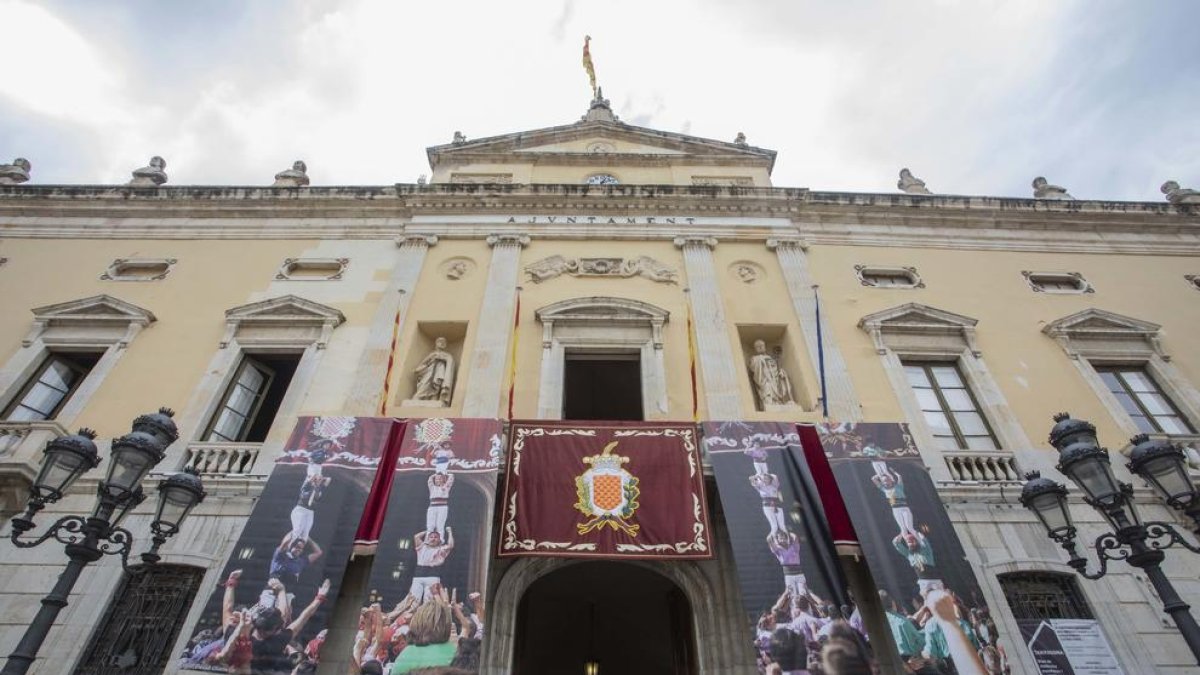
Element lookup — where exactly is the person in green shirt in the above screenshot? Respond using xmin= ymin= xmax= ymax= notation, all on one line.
xmin=388 ymin=600 xmax=463 ymax=674
xmin=879 ymin=590 xmax=925 ymax=658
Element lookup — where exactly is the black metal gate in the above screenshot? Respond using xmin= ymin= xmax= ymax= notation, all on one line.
xmin=999 ymin=571 xmax=1094 ymax=621
xmin=75 ymin=564 xmax=204 ymax=674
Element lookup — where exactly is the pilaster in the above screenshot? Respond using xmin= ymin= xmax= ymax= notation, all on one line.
xmin=674 ymin=236 xmax=742 ymax=419
xmin=767 ymin=236 xmax=862 ymax=421
xmin=461 ymin=234 xmax=530 ymax=417
xmin=344 ymin=234 xmax=437 ymax=414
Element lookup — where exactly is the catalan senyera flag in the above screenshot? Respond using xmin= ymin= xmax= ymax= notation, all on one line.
xmin=686 ymin=302 xmax=699 ymax=422
xmin=378 ymin=303 xmax=403 ymax=415
xmin=506 ymin=288 xmax=522 ymax=420
xmin=582 ymin=35 xmax=597 ymax=97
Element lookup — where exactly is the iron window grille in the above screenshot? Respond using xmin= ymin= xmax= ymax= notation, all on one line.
xmin=1000 ymin=572 xmax=1094 ymax=621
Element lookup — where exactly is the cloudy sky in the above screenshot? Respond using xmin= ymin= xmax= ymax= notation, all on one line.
xmin=1 ymin=0 xmax=1196 ymax=200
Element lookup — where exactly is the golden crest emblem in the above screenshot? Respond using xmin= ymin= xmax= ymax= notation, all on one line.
xmin=574 ymin=441 xmax=640 ymax=536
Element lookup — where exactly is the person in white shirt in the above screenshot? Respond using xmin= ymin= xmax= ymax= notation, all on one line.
xmin=408 ymin=527 xmax=454 ymax=603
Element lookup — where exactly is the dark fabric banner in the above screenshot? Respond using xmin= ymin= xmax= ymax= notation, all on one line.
xmin=498 ymin=420 xmax=712 ymax=559
xmin=178 ymin=416 xmax=399 ymax=675
xmin=703 ymin=421 xmax=878 ymax=674
xmin=347 ymin=418 xmax=503 ymax=675
xmin=807 ymin=422 xmax=1009 ymax=675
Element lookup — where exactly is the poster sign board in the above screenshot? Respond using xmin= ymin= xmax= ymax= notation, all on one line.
xmin=1018 ymin=619 xmax=1124 ymax=675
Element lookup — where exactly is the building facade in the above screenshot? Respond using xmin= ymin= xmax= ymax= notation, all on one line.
xmin=0 ymin=94 xmax=1199 ymax=674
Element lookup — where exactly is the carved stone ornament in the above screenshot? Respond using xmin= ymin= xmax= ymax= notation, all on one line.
xmin=441 ymin=258 xmax=474 ymax=280
xmin=730 ymin=261 xmax=763 ymax=284
xmin=0 ymin=157 xmax=31 ymax=185
xmin=525 ymin=255 xmax=678 ymax=284
xmin=128 ymin=156 xmax=168 ymax=187
xmin=897 ymin=168 xmax=932 ymax=195
xmin=1186 ymin=275 xmax=1200 ymax=292
xmin=272 ymin=160 xmax=310 ymax=187
xmin=586 ymin=141 xmax=615 ymax=153
xmin=1162 ymin=180 xmax=1200 ymax=206
xmin=1032 ymin=176 xmax=1074 ymax=200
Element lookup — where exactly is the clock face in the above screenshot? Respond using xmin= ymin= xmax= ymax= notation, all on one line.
xmin=586 ymin=174 xmax=619 ymax=185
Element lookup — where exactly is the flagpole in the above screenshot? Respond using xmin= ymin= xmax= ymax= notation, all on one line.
xmin=378 ymin=290 xmax=406 ymax=416
xmin=684 ymin=288 xmax=699 ymax=423
xmin=813 ymin=284 xmax=829 ymax=419
xmin=506 ymin=287 xmax=523 ymax=421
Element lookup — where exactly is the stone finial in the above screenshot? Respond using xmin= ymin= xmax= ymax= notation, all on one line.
xmin=1032 ymin=176 xmax=1074 ymax=200
xmin=0 ymin=157 xmax=31 ymax=185
xmin=453 ymin=131 xmax=467 ymax=145
xmin=897 ymin=168 xmax=932 ymax=195
xmin=1161 ymin=180 xmax=1200 ymax=206
xmin=734 ymin=132 xmax=747 ymax=146
xmin=272 ymin=160 xmax=310 ymax=187
xmin=417 ymin=174 xmax=427 ymax=186
xmin=582 ymin=87 xmax=618 ymax=123
xmin=128 ymin=156 xmax=167 ymax=187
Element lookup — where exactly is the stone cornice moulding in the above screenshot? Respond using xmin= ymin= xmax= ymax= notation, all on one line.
xmin=766 ymin=236 xmax=809 ymax=251
xmin=395 ymin=233 xmax=439 ymax=248
xmin=674 ymin=236 xmax=718 ymax=249
xmin=1042 ymin=308 xmax=1168 ymax=361
xmin=486 ymin=233 xmax=531 ymax=248
xmin=221 ymin=294 xmax=346 ymax=349
xmin=25 ymin=294 xmax=156 ymax=348
xmin=858 ymin=302 xmax=982 ymax=356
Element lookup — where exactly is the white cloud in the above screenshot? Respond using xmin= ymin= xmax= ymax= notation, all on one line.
xmin=0 ymin=0 xmax=1195 ymax=200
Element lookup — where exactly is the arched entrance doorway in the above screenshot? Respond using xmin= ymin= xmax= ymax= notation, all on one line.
xmin=513 ymin=561 xmax=698 ymax=675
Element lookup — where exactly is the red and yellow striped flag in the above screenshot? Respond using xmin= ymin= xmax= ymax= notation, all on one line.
xmin=582 ymin=35 xmax=597 ymax=98
xmin=506 ymin=288 xmax=522 ymax=420
xmin=686 ymin=298 xmax=699 ymax=422
xmin=379 ymin=302 xmax=404 ymax=416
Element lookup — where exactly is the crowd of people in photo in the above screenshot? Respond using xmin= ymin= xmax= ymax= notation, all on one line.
xmin=179 ymin=440 xmax=338 ymax=674
xmin=348 ymin=441 xmax=485 ymax=675
xmin=743 ymin=442 xmax=880 ymax=675
xmin=864 ymin=450 xmax=1010 ymax=675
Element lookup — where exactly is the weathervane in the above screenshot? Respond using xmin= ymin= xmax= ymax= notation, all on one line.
xmin=582 ymin=35 xmax=598 ymax=99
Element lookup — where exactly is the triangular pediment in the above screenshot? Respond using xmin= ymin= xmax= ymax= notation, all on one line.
xmin=429 ymin=120 xmax=775 ymax=168
xmin=537 ymin=296 xmax=669 ymax=323
xmin=1043 ymin=309 xmax=1160 ymax=336
xmin=32 ymin=294 xmax=156 ymax=324
xmin=858 ymin=303 xmax=978 ymax=331
xmin=225 ymin=295 xmax=345 ymax=326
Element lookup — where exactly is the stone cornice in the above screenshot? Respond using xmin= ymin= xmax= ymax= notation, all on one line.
xmin=0 ymin=184 xmax=1196 ymax=254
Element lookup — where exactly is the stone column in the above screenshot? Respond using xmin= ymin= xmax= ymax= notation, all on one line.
xmin=674 ymin=236 xmax=742 ymax=419
xmin=461 ymin=234 xmax=530 ymax=417
xmin=767 ymin=236 xmax=862 ymax=421
xmin=344 ymin=233 xmax=437 ymax=414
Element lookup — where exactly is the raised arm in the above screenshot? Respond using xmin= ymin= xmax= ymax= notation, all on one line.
xmin=307 ymin=538 xmax=324 ymax=563
xmin=926 ymin=591 xmax=986 ymax=675
xmin=222 ymin=569 xmax=243 ymax=627
xmin=288 ymin=579 xmax=331 ymax=635
xmin=445 ymin=526 xmax=455 ymax=549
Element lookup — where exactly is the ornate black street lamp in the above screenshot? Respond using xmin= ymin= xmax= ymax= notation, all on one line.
xmin=1021 ymin=413 xmax=1200 ymax=665
xmin=1 ymin=409 xmax=206 ymax=675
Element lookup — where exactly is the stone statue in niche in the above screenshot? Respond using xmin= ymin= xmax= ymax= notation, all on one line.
xmin=0 ymin=158 xmax=31 ymax=185
xmin=748 ymin=339 xmax=796 ymax=409
xmin=1161 ymin=180 xmax=1200 ymax=206
xmin=128 ymin=156 xmax=168 ymax=186
xmin=897 ymin=168 xmax=932 ymax=195
xmin=1032 ymin=176 xmax=1074 ymax=200
xmin=412 ymin=337 xmax=455 ymax=406
xmin=273 ymin=160 xmax=310 ymax=187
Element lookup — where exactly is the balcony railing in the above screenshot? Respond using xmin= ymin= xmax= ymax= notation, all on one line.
xmin=0 ymin=421 xmax=68 ymax=456
xmin=944 ymin=451 xmax=1022 ymax=483
xmin=182 ymin=442 xmax=262 ymax=477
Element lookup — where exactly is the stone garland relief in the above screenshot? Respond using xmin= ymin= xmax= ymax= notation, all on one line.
xmin=524 ymin=255 xmax=678 ymax=284
xmin=440 ymin=257 xmax=475 ymax=281
xmin=729 ymin=260 xmax=764 ymax=284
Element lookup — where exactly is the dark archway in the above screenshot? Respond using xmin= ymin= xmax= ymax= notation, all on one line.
xmin=513 ymin=561 xmax=697 ymax=675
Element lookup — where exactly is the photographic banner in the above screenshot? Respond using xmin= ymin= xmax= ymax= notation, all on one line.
xmin=348 ymin=418 xmax=504 ymax=675
xmin=497 ymin=421 xmax=712 ymax=559
xmin=179 ymin=416 xmax=401 ymax=675
xmin=808 ymin=423 xmax=1009 ymax=674
xmin=1017 ymin=619 xmax=1122 ymax=675
xmin=702 ymin=421 xmax=877 ymax=674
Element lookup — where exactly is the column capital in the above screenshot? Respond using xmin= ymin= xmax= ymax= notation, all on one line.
xmin=673 ymin=236 xmax=717 ymax=250
xmin=487 ymin=233 xmax=531 ymax=248
xmin=766 ymin=237 xmax=808 ymax=251
xmin=395 ymin=233 xmax=438 ymax=248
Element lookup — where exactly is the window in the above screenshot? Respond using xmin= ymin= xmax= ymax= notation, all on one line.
xmin=1023 ymin=271 xmax=1092 ymax=294
xmin=100 ymin=258 xmax=176 ymax=281
xmin=3 ymin=352 xmax=101 ymax=421
xmin=203 ymin=354 xmax=300 ymax=442
xmin=1094 ymin=366 xmax=1195 ymax=434
xmin=1000 ymin=572 xmax=1093 ymax=620
xmin=77 ymin=564 xmax=204 ymax=675
xmin=903 ymin=361 xmax=998 ymax=450
xmin=856 ymin=265 xmax=923 ymax=289
xmin=276 ymin=257 xmax=349 ymax=281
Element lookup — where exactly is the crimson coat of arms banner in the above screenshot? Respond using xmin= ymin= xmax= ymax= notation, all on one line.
xmin=498 ymin=421 xmax=712 ymax=559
